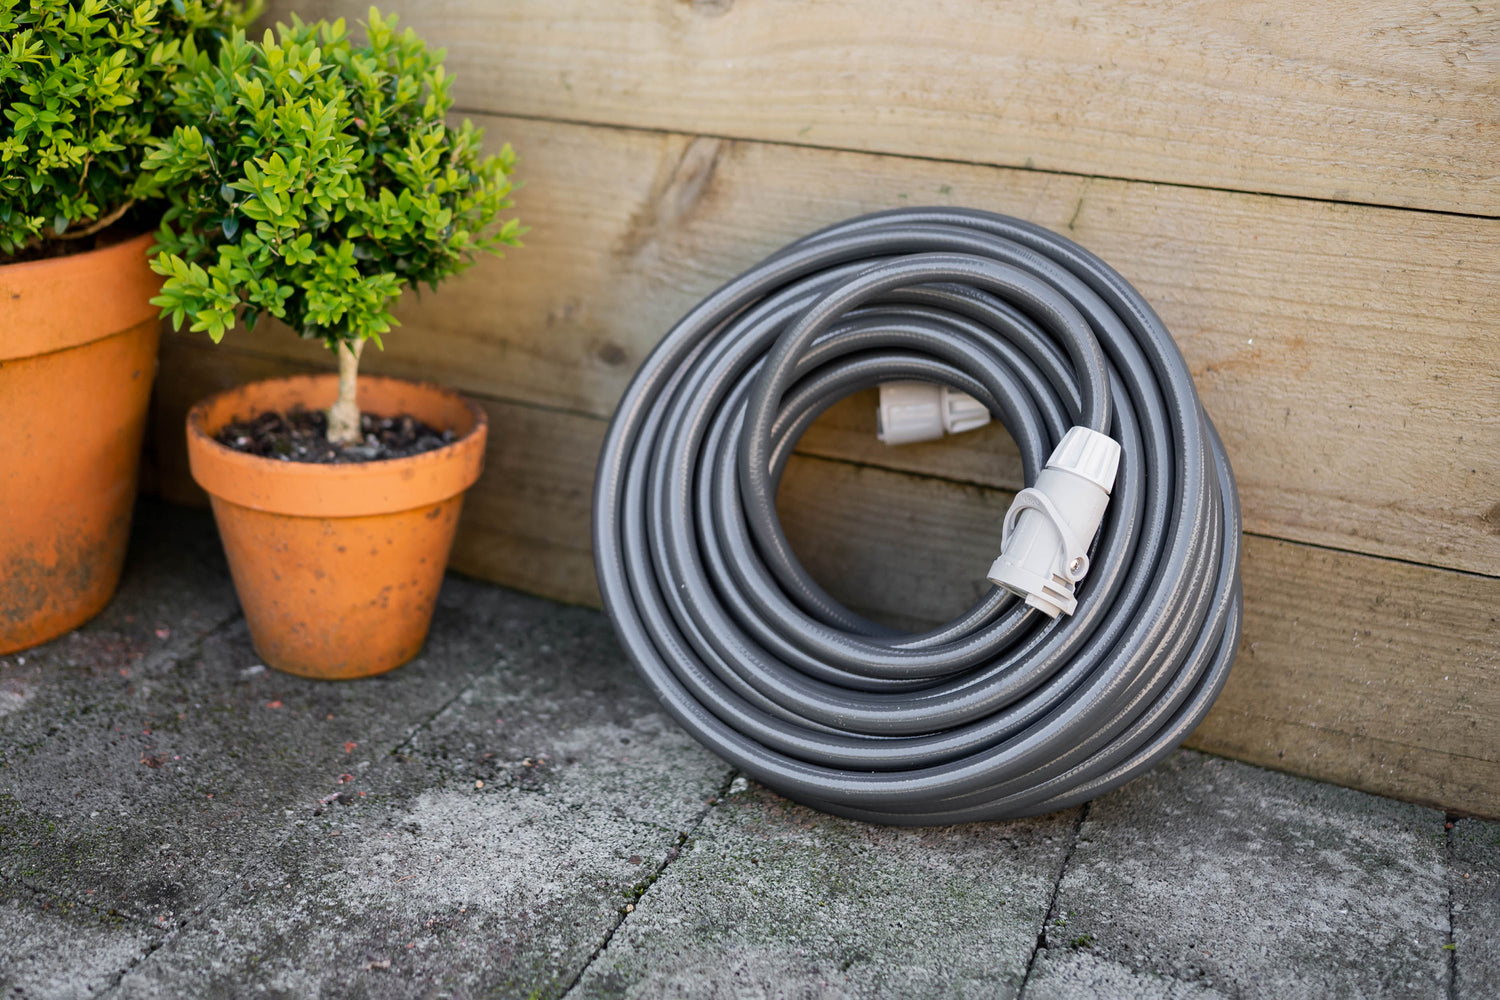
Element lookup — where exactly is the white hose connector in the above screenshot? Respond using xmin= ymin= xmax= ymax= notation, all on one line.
xmin=988 ymin=427 xmax=1121 ymax=618
xmin=876 ymin=381 xmax=991 ymax=446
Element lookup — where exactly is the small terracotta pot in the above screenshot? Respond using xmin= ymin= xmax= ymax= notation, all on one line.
xmin=0 ymin=233 xmax=162 ymax=654
xmin=186 ymin=375 xmax=487 ymax=679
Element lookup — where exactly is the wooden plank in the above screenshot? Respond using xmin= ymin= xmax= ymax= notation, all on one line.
xmin=449 ymin=397 xmax=604 ymax=606
xmin=216 ymin=115 xmax=1500 ymax=576
xmin=1184 ymin=711 xmax=1500 ymax=821
xmin=268 ymin=0 xmax=1499 ymax=216
xmin=149 ymin=342 xmax=1500 ymax=817
xmin=778 ymin=450 xmax=1015 ymax=629
xmin=1186 ymin=540 xmax=1500 ymax=815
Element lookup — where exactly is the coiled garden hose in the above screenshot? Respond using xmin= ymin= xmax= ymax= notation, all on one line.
xmin=593 ymin=207 xmax=1242 ymax=824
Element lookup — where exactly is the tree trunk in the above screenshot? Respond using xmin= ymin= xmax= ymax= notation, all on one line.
xmin=326 ymin=339 xmax=364 ymax=445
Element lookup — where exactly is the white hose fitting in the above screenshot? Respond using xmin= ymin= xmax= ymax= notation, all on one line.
xmin=876 ymin=381 xmax=991 ymax=445
xmin=987 ymin=427 xmax=1121 ymax=618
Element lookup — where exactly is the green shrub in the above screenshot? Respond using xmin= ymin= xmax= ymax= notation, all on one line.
xmin=0 ymin=0 xmax=257 ymax=259
xmin=143 ymin=9 xmax=521 ymax=442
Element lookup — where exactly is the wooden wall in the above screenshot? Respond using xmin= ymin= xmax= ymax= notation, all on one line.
xmin=149 ymin=1 xmax=1500 ymax=817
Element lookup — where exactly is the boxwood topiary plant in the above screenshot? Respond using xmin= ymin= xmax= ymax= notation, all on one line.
xmin=0 ymin=0 xmax=257 ymax=260
xmin=143 ymin=8 xmax=521 ymax=444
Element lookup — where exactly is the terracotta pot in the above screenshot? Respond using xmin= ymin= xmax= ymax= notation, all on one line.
xmin=186 ymin=375 xmax=487 ymax=679
xmin=0 ymin=233 xmax=162 ymax=654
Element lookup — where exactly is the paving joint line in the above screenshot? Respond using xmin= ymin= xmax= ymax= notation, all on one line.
xmin=0 ymin=871 xmax=165 ymax=938
xmin=98 ymin=930 xmax=172 ymax=997
xmin=388 ymin=672 xmax=485 ymax=760
xmin=1446 ymin=815 xmax=1459 ymax=1000
xmin=381 ymin=608 xmax=636 ymax=772
xmin=98 ymin=743 xmax=460 ymax=990
xmin=2 ymin=870 xmax=175 ymax=938
xmin=559 ymin=767 xmax=740 ymax=999
xmin=171 ymin=642 xmax=515 ymax=907
xmin=86 ymin=613 xmax=265 ymax=997
xmin=388 ymin=615 xmax=549 ymax=760
xmin=86 ymin=602 xmax=244 ymax=692
xmin=1017 ymin=801 xmax=1089 ymax=999
xmin=99 ymin=618 xmax=511 ymax=994
xmin=33 ymin=527 xmax=531 ymax=988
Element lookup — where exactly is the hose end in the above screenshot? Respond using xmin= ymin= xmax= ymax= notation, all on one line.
xmin=988 ymin=427 xmax=1121 ymax=617
xmin=876 ymin=381 xmax=991 ymax=445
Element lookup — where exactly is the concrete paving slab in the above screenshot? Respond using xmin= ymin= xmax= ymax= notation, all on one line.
xmin=1 ymin=500 xmax=1482 ymax=999
xmin=1023 ymin=948 xmax=1227 ymax=1000
xmin=1451 ymin=817 xmax=1500 ymax=999
xmin=1037 ymin=751 xmax=1449 ymax=1000
xmin=0 ymin=500 xmax=240 ymax=736
xmin=570 ymin=778 xmax=1080 ymax=1000
xmin=113 ymin=602 xmax=731 ymax=999
xmin=0 ymin=880 xmax=161 ymax=999
xmin=0 ymin=502 xmax=553 ymax=927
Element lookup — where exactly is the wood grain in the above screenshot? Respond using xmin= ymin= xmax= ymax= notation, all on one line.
xmin=267 ymin=0 xmax=1499 ymax=216
xmin=151 ymin=340 xmax=1500 ymax=817
xmin=217 ymin=115 xmax=1500 ymax=576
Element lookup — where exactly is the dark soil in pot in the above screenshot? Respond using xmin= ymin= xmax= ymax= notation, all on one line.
xmin=215 ymin=408 xmax=456 ymax=463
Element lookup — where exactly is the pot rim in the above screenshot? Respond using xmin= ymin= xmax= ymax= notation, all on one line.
xmin=186 ymin=373 xmax=489 ymax=518
xmin=0 ymin=231 xmax=160 ymax=360
xmin=0 ymin=227 xmax=153 ymax=274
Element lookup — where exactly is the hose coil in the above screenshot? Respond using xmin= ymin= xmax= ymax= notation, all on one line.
xmin=593 ymin=208 xmax=1242 ymax=824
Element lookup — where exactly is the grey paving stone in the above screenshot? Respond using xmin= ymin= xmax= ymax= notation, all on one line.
xmin=0 ymin=500 xmax=240 ymax=734
xmin=114 ymin=602 xmax=730 ymax=1000
xmin=1024 ymin=947 xmax=1227 ymax=1000
xmin=0 ymin=501 xmax=553 ymax=927
xmin=1451 ymin=817 xmax=1500 ymax=999
xmin=1036 ymin=750 xmax=1449 ymax=1000
xmin=570 ymin=777 xmax=1080 ymax=1000
xmin=0 ymin=880 xmax=160 ymax=999
xmin=3 ymin=501 xmax=1482 ymax=999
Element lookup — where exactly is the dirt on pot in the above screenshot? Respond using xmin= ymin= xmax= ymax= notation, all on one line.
xmin=215 ymin=408 xmax=455 ymax=464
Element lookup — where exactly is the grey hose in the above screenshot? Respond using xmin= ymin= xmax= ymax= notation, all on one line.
xmin=593 ymin=207 xmax=1242 ymax=824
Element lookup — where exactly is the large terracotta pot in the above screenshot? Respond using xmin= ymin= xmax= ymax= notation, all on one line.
xmin=0 ymin=233 xmax=161 ymax=654
xmin=185 ymin=374 xmax=487 ymax=679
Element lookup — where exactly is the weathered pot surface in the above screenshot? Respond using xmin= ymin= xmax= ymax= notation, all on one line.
xmin=186 ymin=374 xmax=488 ymax=679
xmin=0 ymin=232 xmax=161 ymax=653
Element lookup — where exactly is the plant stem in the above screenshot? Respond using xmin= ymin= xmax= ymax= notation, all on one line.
xmin=54 ymin=198 xmax=135 ymax=240
xmin=326 ymin=339 xmax=365 ymax=445
xmin=16 ymin=198 xmax=138 ymax=255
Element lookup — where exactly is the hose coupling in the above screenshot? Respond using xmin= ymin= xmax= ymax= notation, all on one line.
xmin=876 ymin=381 xmax=991 ymax=445
xmin=988 ymin=426 xmax=1121 ymax=618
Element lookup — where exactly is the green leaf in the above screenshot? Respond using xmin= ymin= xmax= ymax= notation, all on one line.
xmin=2 ymin=0 xmax=259 ymax=259
xmin=134 ymin=5 xmax=519 ymax=349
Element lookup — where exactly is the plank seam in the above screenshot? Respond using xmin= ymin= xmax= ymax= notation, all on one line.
xmin=457 ymin=108 xmax=1500 ymax=223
